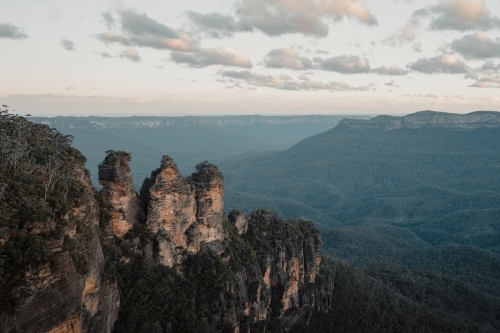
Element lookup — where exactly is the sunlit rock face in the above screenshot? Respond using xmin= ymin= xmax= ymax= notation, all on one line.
xmin=98 ymin=151 xmax=140 ymax=237
xmin=0 ymin=165 xmax=119 ymax=333
xmin=140 ymin=156 xmax=225 ymax=267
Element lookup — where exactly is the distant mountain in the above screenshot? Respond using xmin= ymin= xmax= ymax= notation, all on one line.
xmin=220 ymin=111 xmax=500 ymax=292
xmin=31 ymin=115 xmax=366 ymax=188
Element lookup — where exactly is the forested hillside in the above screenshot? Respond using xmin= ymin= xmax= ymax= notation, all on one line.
xmin=220 ymin=111 xmax=500 ymax=298
xmin=2 ymin=108 xmax=500 ymax=332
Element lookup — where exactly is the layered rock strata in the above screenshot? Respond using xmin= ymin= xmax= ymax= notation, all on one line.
xmin=1 ymin=165 xmax=119 ymax=333
xmin=341 ymin=110 xmax=500 ymax=131
xmin=98 ymin=151 xmax=140 ymax=237
xmin=139 ymin=156 xmax=225 ymax=267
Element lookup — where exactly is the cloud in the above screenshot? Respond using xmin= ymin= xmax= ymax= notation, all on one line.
xmin=466 ymin=61 xmax=500 ymax=88
xmin=314 ymin=54 xmax=370 ymax=74
xmin=187 ymin=11 xmax=253 ymax=38
xmin=263 ymin=48 xmax=312 ymax=70
xmin=170 ymin=47 xmax=252 ymax=68
xmin=60 ymin=39 xmax=75 ymax=51
xmin=96 ymin=8 xmax=199 ymax=52
xmin=219 ymin=70 xmax=370 ymax=91
xmin=101 ymin=52 xmax=112 ymax=58
xmin=408 ymin=53 xmax=468 ymax=74
xmin=120 ymin=9 xmax=178 ymax=38
xmin=120 ymin=48 xmax=141 ymax=62
xmin=189 ymin=0 xmax=377 ymax=38
xmin=387 ymin=0 xmax=500 ymax=48
xmin=450 ymin=32 xmax=500 ymax=59
xmin=97 ymin=32 xmax=131 ymax=45
xmin=0 ymin=23 xmax=28 ymax=39
xmin=429 ymin=0 xmax=500 ymax=31
xmin=102 ymin=11 xmax=115 ymax=29
xmin=372 ymin=65 xmax=408 ymax=76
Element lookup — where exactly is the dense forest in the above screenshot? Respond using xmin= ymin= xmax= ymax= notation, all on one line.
xmin=1 ymin=109 xmax=500 ymax=332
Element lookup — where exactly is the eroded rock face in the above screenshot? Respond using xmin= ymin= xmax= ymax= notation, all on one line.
xmin=98 ymin=151 xmax=140 ymax=237
xmin=0 ymin=165 xmax=119 ymax=333
xmin=341 ymin=111 xmax=500 ymax=131
xmin=228 ymin=209 xmax=248 ymax=235
xmin=140 ymin=156 xmax=225 ymax=267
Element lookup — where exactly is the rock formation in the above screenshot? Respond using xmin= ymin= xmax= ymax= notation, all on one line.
xmin=340 ymin=110 xmax=500 ymax=131
xmin=3 ymin=145 xmax=331 ymax=333
xmin=98 ymin=151 xmax=140 ymax=237
xmin=0 ymin=165 xmax=120 ymax=333
xmin=139 ymin=156 xmax=225 ymax=267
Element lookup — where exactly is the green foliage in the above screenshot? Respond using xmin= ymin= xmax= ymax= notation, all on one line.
xmin=0 ymin=105 xmax=89 ymax=314
xmin=291 ymin=257 xmax=498 ymax=333
xmin=0 ymin=232 xmax=54 ymax=314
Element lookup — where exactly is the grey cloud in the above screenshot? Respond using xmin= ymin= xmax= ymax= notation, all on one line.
xmin=96 ymin=9 xmax=199 ymax=52
xmin=264 ymin=48 xmax=312 ymax=70
xmin=315 ymin=49 xmax=329 ymax=54
xmin=120 ymin=48 xmax=141 ymax=62
xmin=120 ymin=9 xmax=178 ymax=38
xmin=466 ymin=61 xmax=500 ymax=88
xmin=408 ymin=53 xmax=468 ymax=74
xmin=429 ymin=0 xmax=500 ymax=31
xmin=387 ymin=0 xmax=500 ymax=48
xmin=60 ymin=39 xmax=75 ymax=51
xmin=187 ymin=11 xmax=253 ymax=38
xmin=298 ymin=73 xmax=310 ymax=81
xmin=102 ymin=11 xmax=115 ymax=29
xmin=101 ymin=52 xmax=112 ymax=58
xmin=170 ymin=47 xmax=252 ymax=68
xmin=372 ymin=65 xmax=408 ymax=76
xmin=97 ymin=32 xmax=131 ymax=45
xmin=315 ymin=54 xmax=370 ymax=74
xmin=220 ymin=70 xmax=370 ymax=91
xmin=450 ymin=32 xmax=500 ymax=59
xmin=189 ymin=0 xmax=376 ymax=38
xmin=0 ymin=23 xmax=28 ymax=39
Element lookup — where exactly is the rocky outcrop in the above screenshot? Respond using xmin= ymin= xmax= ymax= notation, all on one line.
xmin=340 ymin=111 xmax=500 ymax=131
xmin=0 ymin=165 xmax=119 ymax=333
xmin=230 ymin=210 xmax=330 ymax=328
xmin=140 ymin=156 xmax=225 ymax=267
xmin=98 ymin=151 xmax=140 ymax=237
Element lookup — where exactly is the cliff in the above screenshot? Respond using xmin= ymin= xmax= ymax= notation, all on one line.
xmin=98 ymin=151 xmax=140 ymax=237
xmin=0 ymin=110 xmax=119 ymax=333
xmin=339 ymin=111 xmax=500 ymax=131
xmin=101 ymin=153 xmax=333 ymax=332
xmin=1 ymin=109 xmax=331 ymax=333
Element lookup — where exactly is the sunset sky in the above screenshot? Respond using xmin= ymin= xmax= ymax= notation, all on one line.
xmin=1 ymin=0 xmax=500 ymax=116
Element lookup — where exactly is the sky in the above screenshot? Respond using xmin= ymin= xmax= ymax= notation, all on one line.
xmin=1 ymin=0 xmax=500 ymax=116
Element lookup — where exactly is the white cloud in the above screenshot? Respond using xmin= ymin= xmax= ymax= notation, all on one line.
xmin=219 ymin=70 xmax=371 ymax=91
xmin=264 ymin=48 xmax=312 ymax=70
xmin=408 ymin=53 xmax=469 ymax=74
xmin=120 ymin=48 xmax=141 ymax=62
xmin=170 ymin=47 xmax=252 ymax=68
xmin=314 ymin=54 xmax=370 ymax=74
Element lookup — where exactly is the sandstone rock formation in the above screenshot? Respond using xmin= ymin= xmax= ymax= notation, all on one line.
xmin=98 ymin=151 xmax=140 ymax=237
xmin=139 ymin=156 xmax=225 ymax=267
xmin=0 ymin=165 xmax=119 ymax=333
